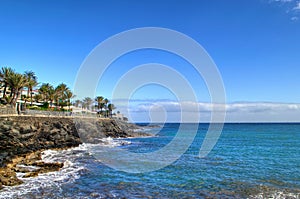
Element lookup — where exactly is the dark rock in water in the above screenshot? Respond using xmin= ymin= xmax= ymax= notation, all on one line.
xmin=29 ymin=161 xmax=64 ymax=173
xmin=23 ymin=172 xmax=39 ymax=178
xmin=21 ymin=162 xmax=64 ymax=178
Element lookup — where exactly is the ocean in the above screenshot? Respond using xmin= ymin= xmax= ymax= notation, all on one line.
xmin=0 ymin=123 xmax=299 ymax=198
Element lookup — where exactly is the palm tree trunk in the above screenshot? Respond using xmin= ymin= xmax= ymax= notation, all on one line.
xmin=68 ymin=99 xmax=71 ymax=111
xmin=9 ymin=88 xmax=13 ymax=98
xmin=24 ymin=98 xmax=27 ymax=110
xmin=10 ymin=91 xmax=19 ymax=108
xmin=2 ymin=83 xmax=7 ymax=98
xmin=30 ymin=88 xmax=33 ymax=106
xmin=24 ymin=88 xmax=29 ymax=110
xmin=10 ymin=89 xmax=16 ymax=105
xmin=15 ymin=90 xmax=21 ymax=106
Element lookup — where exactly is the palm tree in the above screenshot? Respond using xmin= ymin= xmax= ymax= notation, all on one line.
xmin=0 ymin=67 xmax=14 ymax=100
xmin=6 ymin=72 xmax=27 ymax=108
xmin=34 ymin=94 xmax=43 ymax=103
xmin=24 ymin=71 xmax=38 ymax=107
xmin=82 ymin=97 xmax=93 ymax=110
xmin=103 ymin=98 xmax=109 ymax=117
xmin=74 ymin=99 xmax=82 ymax=108
xmin=95 ymin=96 xmax=104 ymax=116
xmin=39 ymin=83 xmax=49 ymax=100
xmin=55 ymin=83 xmax=69 ymax=108
xmin=48 ymin=86 xmax=55 ymax=108
xmin=107 ymin=103 xmax=116 ymax=118
xmin=39 ymin=83 xmax=55 ymax=107
xmin=65 ymin=90 xmax=75 ymax=111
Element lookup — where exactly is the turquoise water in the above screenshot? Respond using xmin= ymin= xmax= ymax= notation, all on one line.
xmin=1 ymin=123 xmax=300 ymax=198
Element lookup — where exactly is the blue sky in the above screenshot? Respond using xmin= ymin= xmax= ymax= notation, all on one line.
xmin=1 ymin=0 xmax=300 ymax=122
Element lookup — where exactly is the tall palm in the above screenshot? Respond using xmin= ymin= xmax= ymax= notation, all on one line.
xmin=7 ymin=72 xmax=27 ymax=107
xmin=48 ymin=86 xmax=55 ymax=108
xmin=55 ymin=83 xmax=68 ymax=108
xmin=24 ymin=71 xmax=38 ymax=107
xmin=82 ymin=97 xmax=93 ymax=110
xmin=39 ymin=83 xmax=56 ymax=108
xmin=34 ymin=94 xmax=42 ymax=103
xmin=74 ymin=99 xmax=82 ymax=108
xmin=38 ymin=83 xmax=49 ymax=100
xmin=95 ymin=96 xmax=104 ymax=115
xmin=103 ymin=98 xmax=109 ymax=117
xmin=107 ymin=103 xmax=116 ymax=118
xmin=39 ymin=83 xmax=52 ymax=102
xmin=0 ymin=67 xmax=14 ymax=99
xmin=102 ymin=98 xmax=109 ymax=117
xmin=65 ymin=90 xmax=75 ymax=110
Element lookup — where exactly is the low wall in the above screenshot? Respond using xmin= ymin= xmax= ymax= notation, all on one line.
xmin=24 ymin=109 xmax=71 ymax=117
xmin=0 ymin=105 xmax=16 ymax=115
xmin=24 ymin=109 xmax=97 ymax=117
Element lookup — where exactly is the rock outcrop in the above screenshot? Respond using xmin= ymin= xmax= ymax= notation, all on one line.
xmin=0 ymin=116 xmax=147 ymax=188
xmin=0 ymin=116 xmax=82 ymax=167
xmin=75 ymin=118 xmax=148 ymax=143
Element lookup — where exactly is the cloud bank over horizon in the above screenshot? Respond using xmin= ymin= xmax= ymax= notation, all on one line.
xmin=114 ymin=99 xmax=300 ymax=123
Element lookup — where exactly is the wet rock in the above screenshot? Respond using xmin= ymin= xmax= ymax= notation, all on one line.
xmin=23 ymin=172 xmax=39 ymax=178
xmin=0 ymin=168 xmax=23 ymax=186
xmin=30 ymin=162 xmax=64 ymax=173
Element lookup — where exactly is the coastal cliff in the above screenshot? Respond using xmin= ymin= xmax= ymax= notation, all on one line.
xmin=0 ymin=116 xmax=145 ymax=188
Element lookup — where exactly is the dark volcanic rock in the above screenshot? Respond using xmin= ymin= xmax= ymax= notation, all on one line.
xmin=21 ymin=162 xmax=64 ymax=178
xmin=0 ymin=116 xmax=149 ymax=188
xmin=75 ymin=118 xmax=149 ymax=143
xmin=0 ymin=116 xmax=82 ymax=168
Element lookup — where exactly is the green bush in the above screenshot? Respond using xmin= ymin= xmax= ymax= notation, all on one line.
xmin=29 ymin=106 xmax=41 ymax=110
xmin=42 ymin=102 xmax=49 ymax=109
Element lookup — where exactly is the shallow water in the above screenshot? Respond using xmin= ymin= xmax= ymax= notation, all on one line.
xmin=0 ymin=123 xmax=299 ymax=198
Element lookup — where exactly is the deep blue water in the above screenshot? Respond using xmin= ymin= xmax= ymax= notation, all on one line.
xmin=1 ymin=123 xmax=300 ymax=198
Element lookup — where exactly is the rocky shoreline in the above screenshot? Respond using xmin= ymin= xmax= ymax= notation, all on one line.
xmin=0 ymin=116 xmax=147 ymax=189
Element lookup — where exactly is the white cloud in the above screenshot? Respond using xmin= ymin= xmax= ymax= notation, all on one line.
xmin=293 ymin=2 xmax=300 ymax=9
xmin=131 ymin=100 xmax=300 ymax=113
xmin=274 ymin=0 xmax=294 ymax=3
xmin=269 ymin=0 xmax=300 ymax=20
xmin=115 ymin=99 xmax=300 ymax=122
